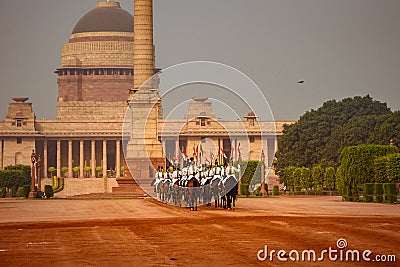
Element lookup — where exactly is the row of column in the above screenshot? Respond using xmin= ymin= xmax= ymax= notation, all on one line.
xmin=43 ymin=139 xmax=121 ymax=178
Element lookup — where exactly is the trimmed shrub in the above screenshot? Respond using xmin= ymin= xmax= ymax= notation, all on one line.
xmin=363 ymin=183 xmax=374 ymax=202
xmin=316 ymin=185 xmax=323 ymax=196
xmin=10 ymin=186 xmax=17 ymax=197
xmin=255 ymin=185 xmax=261 ymax=196
xmin=44 ymin=185 xmax=54 ymax=198
xmin=338 ymin=145 xmax=398 ymax=200
xmin=16 ymin=187 xmax=25 ymax=198
xmin=383 ymin=183 xmax=397 ymax=203
xmin=294 ymin=186 xmax=302 ymax=195
xmin=48 ymin=167 xmax=55 ymax=177
xmin=273 ymin=185 xmax=279 ymax=196
xmin=375 ymin=183 xmax=384 ymax=203
xmin=61 ymin=167 xmax=68 ymax=176
xmin=0 ymin=187 xmax=6 ymax=198
xmin=240 ymin=183 xmax=250 ymax=196
xmin=22 ymin=185 xmax=30 ymax=198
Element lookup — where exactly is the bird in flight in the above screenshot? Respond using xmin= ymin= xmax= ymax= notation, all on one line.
xmin=297 ymin=80 xmax=305 ymax=84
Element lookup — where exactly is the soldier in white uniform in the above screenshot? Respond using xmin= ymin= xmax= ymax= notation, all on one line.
xmin=222 ymin=161 xmax=240 ymax=185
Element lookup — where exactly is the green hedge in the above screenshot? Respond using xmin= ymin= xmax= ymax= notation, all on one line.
xmin=337 ymin=145 xmax=398 ymax=200
xmin=294 ymin=186 xmax=302 ymax=195
xmin=10 ymin=187 xmax=17 ymax=197
xmin=316 ymin=185 xmax=323 ymax=196
xmin=363 ymin=183 xmax=374 ymax=202
xmin=375 ymin=183 xmax=384 ymax=203
xmin=16 ymin=187 xmax=25 ymax=198
xmin=0 ymin=187 xmax=6 ymax=198
xmin=383 ymin=183 xmax=397 ymax=203
xmin=273 ymin=185 xmax=279 ymax=196
xmin=23 ymin=185 xmax=30 ymax=198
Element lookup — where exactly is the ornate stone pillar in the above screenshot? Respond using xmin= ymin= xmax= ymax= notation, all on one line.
xmin=43 ymin=139 xmax=48 ymax=178
xmin=116 ymin=140 xmax=121 ymax=178
xmin=68 ymin=140 xmax=73 ymax=177
xmin=133 ymin=0 xmax=154 ymax=91
xmin=103 ymin=140 xmax=107 ymax=177
xmin=91 ymin=140 xmax=96 ymax=177
xmin=56 ymin=140 xmax=61 ymax=178
xmin=175 ymin=140 xmax=180 ymax=166
xmin=79 ymin=140 xmax=84 ymax=178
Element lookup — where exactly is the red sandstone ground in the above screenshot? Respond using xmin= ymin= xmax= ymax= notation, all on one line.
xmin=0 ymin=196 xmax=398 ymax=266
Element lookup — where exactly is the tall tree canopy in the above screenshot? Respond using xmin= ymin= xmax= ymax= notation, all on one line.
xmin=274 ymin=95 xmax=394 ymax=176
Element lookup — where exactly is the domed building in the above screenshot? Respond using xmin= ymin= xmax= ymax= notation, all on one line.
xmin=0 ymin=1 xmax=292 ymax=197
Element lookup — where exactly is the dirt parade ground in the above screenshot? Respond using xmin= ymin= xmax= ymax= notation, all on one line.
xmin=0 ymin=196 xmax=398 ymax=266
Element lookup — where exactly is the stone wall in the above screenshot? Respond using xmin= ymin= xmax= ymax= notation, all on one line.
xmin=42 ymin=177 xmax=118 ymax=198
xmin=2 ymin=137 xmax=35 ymax=167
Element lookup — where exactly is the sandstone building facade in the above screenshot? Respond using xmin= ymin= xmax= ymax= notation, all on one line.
xmin=0 ymin=1 xmax=293 ymax=195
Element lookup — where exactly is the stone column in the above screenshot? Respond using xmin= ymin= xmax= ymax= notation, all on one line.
xmin=56 ymin=140 xmax=61 ymax=178
xmin=133 ymin=0 xmax=154 ymax=91
xmin=68 ymin=140 xmax=73 ymax=177
xmin=261 ymin=150 xmax=266 ymax=197
xmin=43 ymin=139 xmax=48 ymax=178
xmin=103 ymin=140 xmax=107 ymax=177
xmin=91 ymin=140 xmax=96 ymax=177
xmin=116 ymin=140 xmax=121 ymax=178
xmin=79 ymin=140 xmax=84 ymax=178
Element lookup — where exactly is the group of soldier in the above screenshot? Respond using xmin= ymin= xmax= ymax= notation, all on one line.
xmin=153 ymin=158 xmax=241 ymax=209
xmin=153 ymin=159 xmax=240 ymax=189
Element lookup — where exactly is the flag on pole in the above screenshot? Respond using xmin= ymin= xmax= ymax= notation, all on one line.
xmin=205 ymin=158 xmax=210 ymax=165
xmin=182 ymin=151 xmax=188 ymax=160
xmin=220 ymin=147 xmax=227 ymax=159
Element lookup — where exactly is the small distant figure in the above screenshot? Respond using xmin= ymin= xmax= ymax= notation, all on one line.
xmin=297 ymin=80 xmax=305 ymax=84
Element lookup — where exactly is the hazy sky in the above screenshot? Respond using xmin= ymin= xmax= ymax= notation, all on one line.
xmin=0 ymin=0 xmax=399 ymax=121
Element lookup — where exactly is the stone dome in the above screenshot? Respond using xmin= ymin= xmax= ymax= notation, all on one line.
xmin=72 ymin=2 xmax=133 ymax=34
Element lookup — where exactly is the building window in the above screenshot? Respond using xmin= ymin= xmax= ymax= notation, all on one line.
xmin=249 ymin=136 xmax=255 ymax=143
xmin=16 ymin=119 xmax=22 ymax=127
xmin=17 ymin=137 xmax=22 ymax=144
xmin=201 ymin=118 xmax=206 ymax=126
xmin=249 ymin=119 xmax=255 ymax=126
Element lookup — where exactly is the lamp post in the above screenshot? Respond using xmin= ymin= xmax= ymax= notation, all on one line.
xmin=238 ymin=152 xmax=242 ymax=195
xmin=37 ymin=154 xmax=42 ymax=195
xmin=261 ymin=150 xmax=266 ymax=197
xmin=29 ymin=150 xmax=37 ymax=198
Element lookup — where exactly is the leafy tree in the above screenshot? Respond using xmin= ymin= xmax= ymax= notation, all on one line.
xmin=282 ymin=166 xmax=296 ymax=188
xmin=311 ymin=165 xmax=324 ymax=188
xmin=274 ymin=95 xmax=391 ymax=176
xmin=293 ymin=167 xmax=302 ymax=187
xmin=0 ymin=169 xmax=29 ymax=190
xmin=370 ymin=110 xmax=400 ymax=146
xmin=240 ymin=160 xmax=261 ymax=185
xmin=324 ymin=167 xmax=336 ymax=190
xmin=300 ymin=167 xmax=312 ymax=190
xmin=5 ymin=165 xmax=31 ymax=182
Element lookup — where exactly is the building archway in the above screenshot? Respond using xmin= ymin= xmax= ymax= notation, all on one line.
xmin=15 ymin=152 xmax=23 ymax=165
